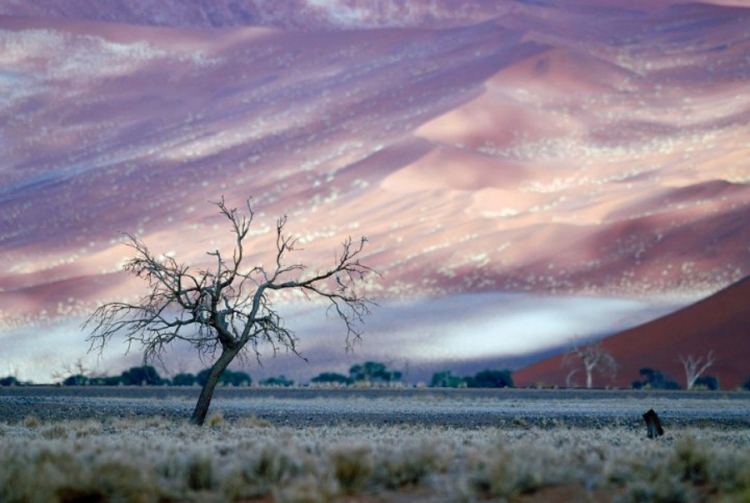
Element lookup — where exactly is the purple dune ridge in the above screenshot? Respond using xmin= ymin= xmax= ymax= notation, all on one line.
xmin=1 ymin=0 xmax=748 ymax=383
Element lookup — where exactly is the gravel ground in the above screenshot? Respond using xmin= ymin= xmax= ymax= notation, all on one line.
xmin=1 ymin=387 xmax=749 ymax=429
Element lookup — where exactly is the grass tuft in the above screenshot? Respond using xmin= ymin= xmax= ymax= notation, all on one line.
xmin=206 ymin=410 xmax=225 ymax=429
xmin=1 ymin=418 xmax=749 ymax=502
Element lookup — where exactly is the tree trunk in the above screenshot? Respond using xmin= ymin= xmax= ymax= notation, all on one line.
xmin=585 ymin=369 xmax=593 ymax=389
xmin=190 ymin=348 xmax=238 ymax=426
xmin=642 ymin=409 xmax=664 ymax=438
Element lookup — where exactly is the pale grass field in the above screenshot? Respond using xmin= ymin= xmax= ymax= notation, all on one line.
xmin=1 ymin=413 xmax=749 ymax=503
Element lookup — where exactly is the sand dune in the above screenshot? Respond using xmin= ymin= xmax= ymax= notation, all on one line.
xmin=514 ymin=276 xmax=750 ymax=389
xmin=0 ymin=0 xmax=748 ymax=381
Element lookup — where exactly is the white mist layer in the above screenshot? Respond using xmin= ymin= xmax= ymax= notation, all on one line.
xmin=0 ymin=292 xmax=684 ymax=384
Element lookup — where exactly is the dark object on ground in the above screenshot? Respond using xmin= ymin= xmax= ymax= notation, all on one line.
xmin=643 ymin=408 xmax=664 ymax=438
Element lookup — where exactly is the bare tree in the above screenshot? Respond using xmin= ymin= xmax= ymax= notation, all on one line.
xmin=85 ymin=198 xmax=374 ymax=425
xmin=52 ymin=358 xmax=90 ymax=385
xmin=679 ymin=351 xmax=715 ymax=390
xmin=562 ymin=339 xmax=617 ymax=389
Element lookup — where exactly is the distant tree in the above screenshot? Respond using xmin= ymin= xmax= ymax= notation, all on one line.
xmin=53 ymin=359 xmax=90 ymax=386
xmin=0 ymin=376 xmax=20 ymax=387
xmin=196 ymin=368 xmax=252 ymax=387
xmin=632 ymin=367 xmax=681 ymax=390
xmin=260 ymin=375 xmax=294 ymax=387
xmin=311 ymin=372 xmax=351 ymax=385
xmin=349 ymin=361 xmax=402 ymax=384
xmin=84 ymin=198 xmax=374 ymax=425
xmin=224 ymin=369 xmax=252 ymax=387
xmin=679 ymin=351 xmax=715 ymax=390
xmin=172 ymin=373 xmax=197 ymax=386
xmin=744 ymin=376 xmax=750 ymax=391
xmin=465 ymin=369 xmax=514 ymax=388
xmin=89 ymin=375 xmax=124 ymax=386
xmin=430 ymin=370 xmax=465 ymax=388
xmin=120 ymin=365 xmax=163 ymax=386
xmin=563 ymin=339 xmax=617 ymax=389
xmin=693 ymin=375 xmax=719 ymax=391
xmin=63 ymin=374 xmax=89 ymax=386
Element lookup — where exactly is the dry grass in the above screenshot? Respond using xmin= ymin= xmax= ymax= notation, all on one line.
xmin=0 ymin=416 xmax=749 ymax=502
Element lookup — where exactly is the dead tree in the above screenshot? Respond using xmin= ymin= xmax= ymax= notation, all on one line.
xmin=563 ymin=339 xmax=617 ymax=389
xmin=642 ymin=409 xmax=664 ymax=439
xmin=85 ymin=198 xmax=374 ymax=425
xmin=679 ymin=351 xmax=715 ymax=390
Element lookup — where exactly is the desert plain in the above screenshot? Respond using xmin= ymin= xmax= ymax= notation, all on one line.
xmin=2 ymin=387 xmax=750 ymax=502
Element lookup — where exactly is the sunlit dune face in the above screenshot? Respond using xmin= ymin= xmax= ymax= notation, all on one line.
xmin=0 ymin=0 xmax=748 ymax=381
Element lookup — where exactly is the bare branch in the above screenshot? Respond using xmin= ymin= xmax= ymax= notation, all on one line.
xmin=562 ymin=338 xmax=617 ymax=389
xmin=82 ymin=196 xmax=376 ymax=425
xmin=679 ymin=350 xmax=715 ymax=390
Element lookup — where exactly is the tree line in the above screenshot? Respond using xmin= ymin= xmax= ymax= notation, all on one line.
xmin=0 ymin=361 xmax=515 ymax=388
xmin=2 ymin=362 xmax=746 ymax=390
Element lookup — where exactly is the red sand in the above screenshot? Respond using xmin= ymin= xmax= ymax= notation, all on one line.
xmin=514 ymin=276 xmax=750 ymax=389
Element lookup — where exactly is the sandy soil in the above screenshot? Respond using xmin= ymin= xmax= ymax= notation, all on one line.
xmin=1 ymin=387 xmax=748 ymax=430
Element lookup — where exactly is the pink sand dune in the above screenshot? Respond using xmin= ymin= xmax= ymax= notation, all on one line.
xmin=0 ymin=0 xmax=748 ymax=381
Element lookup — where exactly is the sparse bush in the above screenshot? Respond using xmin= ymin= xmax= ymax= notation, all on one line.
xmin=171 ymin=373 xmax=196 ymax=386
xmin=330 ymin=445 xmax=373 ymax=492
xmin=196 ymin=368 xmax=252 ymax=387
xmin=120 ymin=365 xmax=164 ymax=386
xmin=260 ymin=375 xmax=294 ymax=387
xmin=373 ymin=440 xmax=439 ymax=489
xmin=633 ymin=368 xmax=681 ymax=390
xmin=63 ymin=374 xmax=89 ymax=386
xmin=206 ymin=411 xmax=225 ymax=429
xmin=430 ymin=370 xmax=465 ymax=388
xmin=692 ymin=375 xmax=719 ymax=390
xmin=349 ymin=361 xmax=402 ymax=385
xmin=0 ymin=376 xmax=20 ymax=386
xmin=465 ymin=369 xmax=514 ymax=388
xmin=184 ymin=453 xmax=215 ymax=491
xmin=23 ymin=415 xmax=40 ymax=428
xmin=672 ymin=437 xmax=711 ymax=485
xmin=234 ymin=415 xmax=272 ymax=428
xmin=470 ymin=442 xmax=546 ymax=499
xmin=89 ymin=375 xmax=123 ymax=386
xmin=42 ymin=424 xmax=69 ymax=440
xmin=311 ymin=372 xmax=352 ymax=386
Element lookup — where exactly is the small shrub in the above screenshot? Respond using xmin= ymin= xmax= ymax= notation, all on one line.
xmin=0 ymin=376 xmax=20 ymax=386
xmin=23 ymin=415 xmax=41 ymax=428
xmin=42 ymin=424 xmax=69 ymax=440
xmin=74 ymin=420 xmax=103 ymax=438
xmin=260 ymin=375 xmax=295 ymax=387
xmin=185 ymin=454 xmax=214 ymax=491
xmin=206 ymin=411 xmax=225 ymax=429
xmin=672 ymin=437 xmax=711 ymax=485
xmin=617 ymin=475 xmax=694 ymax=503
xmin=465 ymin=369 xmax=514 ymax=388
xmin=470 ymin=444 xmax=543 ymax=499
xmin=235 ymin=415 xmax=272 ymax=428
xmin=329 ymin=445 xmax=373 ymax=492
xmin=692 ymin=375 xmax=719 ymax=391
xmin=373 ymin=441 xmax=438 ymax=489
xmin=310 ymin=372 xmax=352 ymax=386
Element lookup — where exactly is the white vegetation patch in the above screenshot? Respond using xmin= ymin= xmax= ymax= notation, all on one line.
xmin=1 ymin=417 xmax=749 ymax=502
xmin=0 ymin=28 xmax=217 ymax=107
xmin=0 ymin=29 xmax=166 ymax=81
